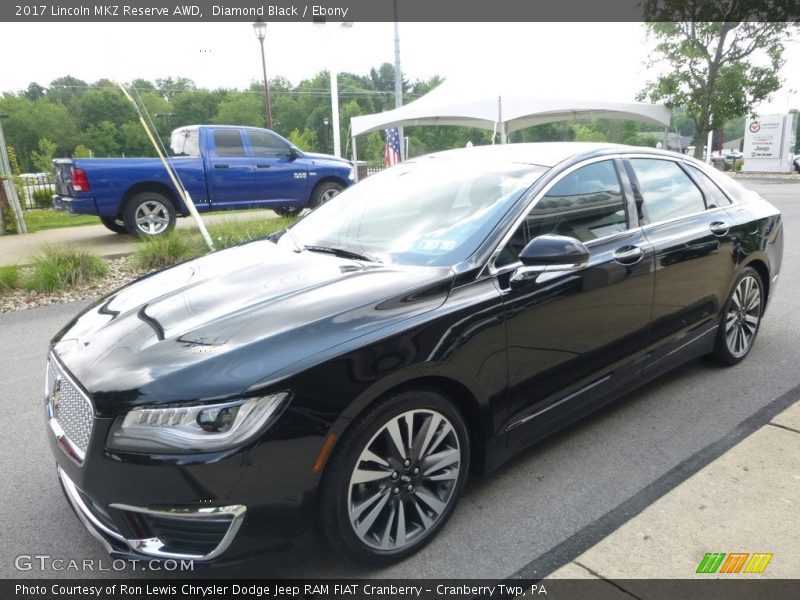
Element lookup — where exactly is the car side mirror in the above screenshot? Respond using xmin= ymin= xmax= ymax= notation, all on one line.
xmin=511 ymin=234 xmax=590 ymax=285
xmin=287 ymin=147 xmax=300 ymax=161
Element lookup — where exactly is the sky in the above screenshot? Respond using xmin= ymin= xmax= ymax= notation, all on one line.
xmin=1 ymin=22 xmax=798 ymax=114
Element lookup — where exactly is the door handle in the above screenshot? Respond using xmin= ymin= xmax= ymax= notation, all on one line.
xmin=214 ymin=164 xmax=229 ymax=169
xmin=256 ymin=164 xmax=272 ymax=168
xmin=613 ymin=245 xmax=643 ymax=265
xmin=709 ymin=221 xmax=729 ymax=236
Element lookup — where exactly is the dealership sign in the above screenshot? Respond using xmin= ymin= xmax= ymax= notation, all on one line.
xmin=741 ymin=113 xmax=798 ymax=173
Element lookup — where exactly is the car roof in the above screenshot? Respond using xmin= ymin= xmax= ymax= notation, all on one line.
xmin=418 ymin=142 xmax=678 ymax=168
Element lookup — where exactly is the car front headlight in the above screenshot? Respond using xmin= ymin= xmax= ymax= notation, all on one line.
xmin=108 ymin=392 xmax=290 ymax=454
xmin=347 ymin=164 xmax=356 ymax=181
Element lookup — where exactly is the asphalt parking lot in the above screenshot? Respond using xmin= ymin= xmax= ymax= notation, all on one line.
xmin=1 ymin=180 xmax=798 ymax=579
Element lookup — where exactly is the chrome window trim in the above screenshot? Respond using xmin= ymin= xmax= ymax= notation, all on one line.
xmin=484 ymin=154 xmax=630 ymax=276
xmin=46 ymin=352 xmax=95 ymax=465
xmin=484 ymin=153 xmax=740 ymax=278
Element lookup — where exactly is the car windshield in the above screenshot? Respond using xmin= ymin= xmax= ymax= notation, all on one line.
xmin=283 ymin=156 xmax=546 ymax=267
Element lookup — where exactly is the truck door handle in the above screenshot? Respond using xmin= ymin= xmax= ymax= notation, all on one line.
xmin=214 ymin=164 xmax=229 ymax=169
xmin=613 ymin=245 xmax=643 ymax=265
xmin=709 ymin=221 xmax=729 ymax=236
xmin=256 ymin=164 xmax=271 ymax=168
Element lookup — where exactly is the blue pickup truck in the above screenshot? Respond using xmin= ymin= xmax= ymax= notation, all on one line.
xmin=52 ymin=125 xmax=355 ymax=236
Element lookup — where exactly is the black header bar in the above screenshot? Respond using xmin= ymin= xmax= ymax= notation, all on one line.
xmin=2 ymin=0 xmax=799 ymax=23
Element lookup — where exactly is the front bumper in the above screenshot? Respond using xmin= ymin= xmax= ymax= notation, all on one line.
xmin=52 ymin=194 xmax=98 ymax=215
xmin=58 ymin=467 xmax=246 ymax=562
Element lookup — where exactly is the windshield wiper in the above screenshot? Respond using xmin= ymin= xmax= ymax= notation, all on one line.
xmin=304 ymin=245 xmax=381 ymax=263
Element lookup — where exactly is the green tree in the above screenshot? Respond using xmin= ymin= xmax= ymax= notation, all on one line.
xmin=81 ymin=121 xmax=122 ymax=156
xmin=0 ymin=95 xmax=79 ymax=169
xmin=639 ymin=6 xmax=797 ymax=158
xmin=173 ymin=89 xmax=229 ymax=127
xmin=73 ymin=144 xmax=92 ymax=158
xmin=31 ymin=138 xmax=58 ymax=174
xmin=76 ymin=88 xmax=136 ymax=129
xmin=46 ymin=75 xmax=89 ymax=106
xmin=212 ymin=93 xmax=264 ymax=128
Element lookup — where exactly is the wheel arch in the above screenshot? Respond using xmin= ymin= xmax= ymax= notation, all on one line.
xmin=323 ymin=374 xmax=492 ymax=478
xmin=120 ymin=182 xmax=182 ymax=217
xmin=741 ymin=257 xmax=770 ymax=306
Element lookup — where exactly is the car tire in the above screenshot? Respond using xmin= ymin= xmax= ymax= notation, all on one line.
xmin=274 ymin=206 xmax=301 ymax=218
xmin=123 ymin=191 xmax=177 ymax=237
xmin=318 ymin=389 xmax=470 ymax=565
xmin=710 ymin=267 xmax=765 ymax=366
xmin=310 ymin=181 xmax=343 ymax=209
xmin=99 ymin=216 xmax=128 ymax=234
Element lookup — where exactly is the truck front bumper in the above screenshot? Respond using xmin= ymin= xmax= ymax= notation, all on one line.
xmin=53 ymin=195 xmax=98 ymax=215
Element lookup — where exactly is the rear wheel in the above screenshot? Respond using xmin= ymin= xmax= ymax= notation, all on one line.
xmin=123 ymin=191 xmax=176 ymax=237
xmin=310 ymin=181 xmax=343 ymax=209
xmin=274 ymin=206 xmax=301 ymax=218
xmin=319 ymin=389 xmax=469 ymax=565
xmin=711 ymin=267 xmax=765 ymax=366
xmin=99 ymin=216 xmax=128 ymax=234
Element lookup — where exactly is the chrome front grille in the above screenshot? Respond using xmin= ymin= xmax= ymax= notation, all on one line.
xmin=46 ymin=354 xmax=94 ymax=462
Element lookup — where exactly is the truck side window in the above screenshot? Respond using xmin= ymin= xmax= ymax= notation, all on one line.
xmin=213 ymin=130 xmax=246 ymax=157
xmin=248 ymin=131 xmax=290 ymax=158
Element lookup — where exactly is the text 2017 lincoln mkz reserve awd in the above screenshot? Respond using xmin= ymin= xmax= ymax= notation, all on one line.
xmin=45 ymin=143 xmax=783 ymax=565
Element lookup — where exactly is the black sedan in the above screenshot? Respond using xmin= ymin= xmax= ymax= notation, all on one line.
xmin=45 ymin=143 xmax=783 ymax=565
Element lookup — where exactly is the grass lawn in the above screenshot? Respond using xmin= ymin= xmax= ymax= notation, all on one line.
xmin=24 ymin=210 xmax=99 ymax=232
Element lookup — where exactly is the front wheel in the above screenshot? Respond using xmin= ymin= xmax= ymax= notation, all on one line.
xmin=123 ymin=191 xmax=176 ymax=237
xmin=310 ymin=181 xmax=343 ymax=209
xmin=99 ymin=216 xmax=128 ymax=234
xmin=318 ymin=389 xmax=470 ymax=565
xmin=710 ymin=267 xmax=765 ymax=366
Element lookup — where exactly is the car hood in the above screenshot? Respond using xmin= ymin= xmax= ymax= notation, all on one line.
xmin=302 ymin=151 xmax=352 ymax=167
xmin=52 ymin=240 xmax=453 ymax=414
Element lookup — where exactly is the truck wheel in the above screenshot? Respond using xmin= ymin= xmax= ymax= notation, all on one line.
xmin=275 ymin=207 xmax=301 ymax=218
xmin=99 ymin=216 xmax=128 ymax=234
xmin=310 ymin=181 xmax=343 ymax=209
xmin=123 ymin=192 xmax=176 ymax=237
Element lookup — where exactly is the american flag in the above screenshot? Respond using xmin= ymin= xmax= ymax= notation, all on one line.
xmin=384 ymin=128 xmax=401 ymax=166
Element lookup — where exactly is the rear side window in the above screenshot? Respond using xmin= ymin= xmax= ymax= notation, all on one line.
xmin=212 ymin=130 xmax=245 ymax=157
xmin=247 ymin=131 xmax=289 ymax=157
xmin=628 ymin=159 xmax=705 ymax=222
xmin=686 ymin=165 xmax=733 ymax=208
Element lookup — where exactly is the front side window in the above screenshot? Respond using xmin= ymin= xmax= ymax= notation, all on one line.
xmin=212 ymin=130 xmax=245 ymax=157
xmin=629 ymin=159 xmax=706 ymax=222
xmin=496 ymin=160 xmax=627 ymax=267
xmin=247 ymin=130 xmax=289 ymax=157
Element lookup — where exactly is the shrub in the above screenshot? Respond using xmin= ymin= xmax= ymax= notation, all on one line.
xmin=33 ymin=188 xmax=54 ymax=209
xmin=133 ymin=231 xmax=204 ymax=271
xmin=207 ymin=216 xmax=297 ymax=250
xmin=0 ymin=265 xmax=21 ymax=294
xmin=26 ymin=246 xmax=108 ymax=292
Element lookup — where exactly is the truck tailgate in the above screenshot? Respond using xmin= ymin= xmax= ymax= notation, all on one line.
xmin=53 ymin=159 xmax=75 ymax=196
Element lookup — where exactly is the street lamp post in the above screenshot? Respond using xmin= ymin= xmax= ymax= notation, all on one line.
xmin=252 ymin=19 xmax=273 ymax=130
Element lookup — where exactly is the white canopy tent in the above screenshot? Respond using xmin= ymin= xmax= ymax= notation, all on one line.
xmin=349 ymin=77 xmax=671 ymax=173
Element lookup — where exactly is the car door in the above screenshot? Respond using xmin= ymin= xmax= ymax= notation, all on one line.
xmin=243 ymin=129 xmax=309 ymax=204
xmin=624 ymin=157 xmax=739 ymax=375
xmin=494 ymin=158 xmax=655 ymax=451
xmin=206 ymin=128 xmax=257 ymax=206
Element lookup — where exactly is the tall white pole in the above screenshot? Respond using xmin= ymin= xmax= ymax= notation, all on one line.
xmin=706 ymin=129 xmax=714 ymax=164
xmin=0 ymin=120 xmax=27 ymax=234
xmin=331 ymin=64 xmax=341 ymax=158
xmin=393 ymin=2 xmax=404 ymax=160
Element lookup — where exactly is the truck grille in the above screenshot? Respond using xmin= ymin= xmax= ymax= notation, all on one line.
xmin=46 ymin=354 xmax=94 ymax=462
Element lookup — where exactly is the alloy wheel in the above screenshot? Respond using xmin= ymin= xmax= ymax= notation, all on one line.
xmin=725 ymin=274 xmax=762 ymax=358
xmin=135 ymin=200 xmax=171 ymax=235
xmin=347 ymin=409 xmax=461 ymax=551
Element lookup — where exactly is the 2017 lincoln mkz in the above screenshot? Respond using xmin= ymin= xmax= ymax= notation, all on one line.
xmin=45 ymin=143 xmax=783 ymax=565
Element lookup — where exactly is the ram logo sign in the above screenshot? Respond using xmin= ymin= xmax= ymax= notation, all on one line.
xmin=696 ymin=552 xmax=773 ymax=574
